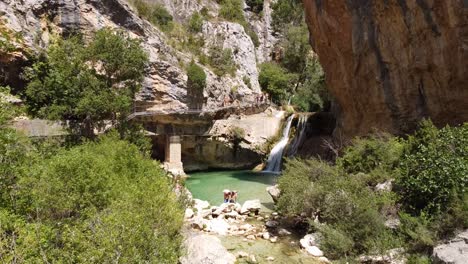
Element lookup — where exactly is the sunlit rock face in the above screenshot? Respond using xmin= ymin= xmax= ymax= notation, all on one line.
xmin=303 ymin=0 xmax=468 ymax=138
xmin=0 ymin=0 xmax=275 ymax=112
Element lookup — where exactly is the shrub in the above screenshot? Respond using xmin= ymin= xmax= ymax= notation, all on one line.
xmin=246 ymin=0 xmax=264 ymax=13
xmin=208 ymin=46 xmax=237 ymax=76
xmin=229 ymin=126 xmax=245 ymax=140
xmin=187 ymin=60 xmax=206 ymax=92
xmin=132 ymin=0 xmax=173 ymax=31
xmin=7 ymin=135 xmax=184 ymax=262
xmin=218 ymin=0 xmax=245 ymax=22
xmin=337 ymin=134 xmax=404 ymax=176
xmin=278 ymin=158 xmax=399 ymax=258
xmin=396 ymin=120 xmax=468 ymax=214
xmin=24 ymin=29 xmax=148 ymax=138
xmin=242 ymin=76 xmax=252 ymax=89
xmin=188 ymin=12 xmax=204 ymax=33
xmin=258 ymin=62 xmax=297 ymax=104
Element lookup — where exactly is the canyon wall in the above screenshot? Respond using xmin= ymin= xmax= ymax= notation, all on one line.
xmin=303 ymin=0 xmax=468 ymax=138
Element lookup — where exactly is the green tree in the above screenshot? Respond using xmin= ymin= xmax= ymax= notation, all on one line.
xmin=24 ymin=28 xmax=148 ymax=138
xmin=258 ymin=62 xmax=297 ymax=104
xmin=397 ymin=120 xmax=468 ymax=214
xmin=2 ymin=135 xmax=184 ymax=263
xmin=187 ymin=60 xmax=206 ymax=109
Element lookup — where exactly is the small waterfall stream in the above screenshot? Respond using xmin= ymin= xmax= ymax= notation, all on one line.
xmin=264 ymin=114 xmax=295 ymax=173
xmin=287 ymin=114 xmax=308 ymax=156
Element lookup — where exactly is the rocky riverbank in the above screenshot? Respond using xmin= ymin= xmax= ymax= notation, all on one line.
xmin=182 ymin=198 xmax=329 ymax=264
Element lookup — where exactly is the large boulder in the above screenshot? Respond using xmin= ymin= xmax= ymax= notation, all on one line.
xmin=433 ymin=230 xmax=468 ymax=264
xmin=240 ymin=199 xmax=261 ymax=215
xmin=266 ymin=185 xmax=281 ymax=203
xmin=180 ymin=232 xmax=236 ymax=264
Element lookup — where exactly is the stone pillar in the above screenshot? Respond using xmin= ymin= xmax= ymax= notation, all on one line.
xmin=164 ymin=135 xmax=185 ymax=176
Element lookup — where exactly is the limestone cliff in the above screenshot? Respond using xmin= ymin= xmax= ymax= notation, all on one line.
xmin=0 ymin=0 xmax=277 ymax=112
xmin=302 ymin=0 xmax=468 ymax=138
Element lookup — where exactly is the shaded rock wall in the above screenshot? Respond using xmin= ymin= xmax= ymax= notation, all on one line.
xmin=303 ymin=0 xmax=468 ymax=138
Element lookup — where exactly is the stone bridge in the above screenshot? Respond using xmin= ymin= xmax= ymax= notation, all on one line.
xmin=128 ymin=102 xmax=271 ymax=175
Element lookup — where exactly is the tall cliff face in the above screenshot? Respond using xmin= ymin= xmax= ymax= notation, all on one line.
xmin=0 ymin=0 xmax=277 ymax=112
xmin=303 ymin=0 xmax=468 ymax=138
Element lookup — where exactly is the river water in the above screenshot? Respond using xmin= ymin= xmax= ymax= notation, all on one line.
xmin=185 ymin=170 xmax=320 ymax=263
xmin=185 ymin=170 xmax=277 ymax=211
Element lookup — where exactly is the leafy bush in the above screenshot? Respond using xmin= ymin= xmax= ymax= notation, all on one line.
xmin=24 ymin=28 xmax=148 ymax=138
xmin=259 ymin=62 xmax=297 ymax=104
xmin=278 ymin=158 xmax=399 ymax=258
xmin=187 ymin=60 xmax=206 ymax=92
xmin=132 ymin=0 xmax=173 ymax=31
xmin=337 ymin=134 xmax=404 ymax=176
xmin=188 ymin=12 xmax=203 ymax=33
xmin=218 ymin=0 xmax=245 ymax=22
xmin=397 ymin=120 xmax=468 ymax=214
xmin=271 ymin=0 xmax=304 ymax=32
xmin=208 ymin=46 xmax=237 ymax=76
xmin=1 ymin=135 xmax=184 ymax=263
xmin=246 ymin=0 xmax=264 ymax=13
xmin=188 ymin=12 xmax=204 ymax=33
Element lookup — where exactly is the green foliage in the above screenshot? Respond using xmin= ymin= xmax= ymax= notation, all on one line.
xmin=246 ymin=0 xmax=264 ymax=13
xmin=24 ymin=28 xmax=148 ymax=138
xmin=278 ymin=158 xmax=399 ymax=258
xmin=337 ymin=134 xmax=404 ymax=176
xmin=1 ymin=134 xmax=183 ymax=263
xmin=132 ymin=0 xmax=173 ymax=31
xmin=397 ymin=120 xmax=468 ymax=214
xmin=208 ymin=46 xmax=237 ymax=76
xmin=217 ymin=0 xmax=260 ymax=47
xmin=259 ymin=62 xmax=297 ymax=104
xmin=187 ymin=60 xmax=206 ymax=93
xmin=218 ymin=0 xmax=245 ymax=22
xmin=188 ymin=12 xmax=204 ymax=33
xmin=280 ymin=25 xmax=310 ymax=73
xmin=291 ymin=56 xmax=328 ymax=112
xmin=271 ymin=0 xmax=304 ymax=32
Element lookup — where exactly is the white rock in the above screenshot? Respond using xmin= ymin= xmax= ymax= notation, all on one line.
xmin=270 ymin=236 xmax=278 ymax=243
xmin=240 ymin=199 xmax=261 ymax=215
xmin=266 ymin=256 xmax=275 ymax=261
xmin=375 ymin=180 xmax=394 ymax=192
xmin=207 ymin=218 xmax=230 ymax=236
xmin=262 ymin=232 xmax=271 ymax=240
xmin=318 ymin=256 xmax=331 ymax=263
xmin=180 ymin=232 xmax=236 ymax=264
xmin=240 ymin=224 xmax=253 ymax=231
xmin=249 ymin=254 xmax=257 ymax=263
xmin=278 ymin=228 xmax=292 ymax=236
xmin=184 ymin=208 xmax=194 ymax=219
xmin=266 ymin=185 xmax=281 ymax=203
xmin=236 ymin=251 xmax=249 ymax=258
xmin=300 ymin=233 xmax=319 ymax=248
xmin=246 ymin=234 xmax=256 ymax=240
xmin=305 ymin=246 xmax=324 ymax=257
xmin=194 ymin=199 xmax=210 ymax=211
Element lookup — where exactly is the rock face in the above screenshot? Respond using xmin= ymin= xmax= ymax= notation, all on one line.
xmin=302 ymin=0 xmax=468 ymax=138
xmin=180 ymin=231 xmax=236 ymax=264
xmin=433 ymin=230 xmax=468 ymax=264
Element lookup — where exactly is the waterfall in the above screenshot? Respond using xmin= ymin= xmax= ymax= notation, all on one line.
xmin=287 ymin=114 xmax=308 ymax=156
xmin=264 ymin=114 xmax=295 ymax=173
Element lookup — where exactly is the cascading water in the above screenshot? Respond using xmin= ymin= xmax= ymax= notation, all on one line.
xmin=287 ymin=114 xmax=308 ymax=156
xmin=264 ymin=114 xmax=295 ymax=173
